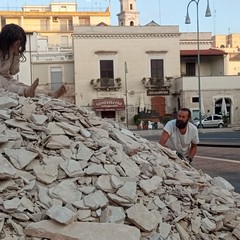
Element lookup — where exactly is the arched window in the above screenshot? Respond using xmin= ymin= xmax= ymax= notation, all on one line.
xmin=130 ymin=21 xmax=134 ymax=26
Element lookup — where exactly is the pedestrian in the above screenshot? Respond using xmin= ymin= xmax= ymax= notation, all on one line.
xmin=159 ymin=108 xmax=199 ymax=163
xmin=0 ymin=23 xmax=66 ymax=98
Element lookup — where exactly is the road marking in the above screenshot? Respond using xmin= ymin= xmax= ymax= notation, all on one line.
xmin=200 ymin=137 xmax=240 ymax=140
xmin=196 ymin=155 xmax=240 ymax=164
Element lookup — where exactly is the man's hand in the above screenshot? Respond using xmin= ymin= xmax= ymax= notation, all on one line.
xmin=176 ymin=151 xmax=184 ymax=160
xmin=186 ymin=156 xmax=193 ymax=163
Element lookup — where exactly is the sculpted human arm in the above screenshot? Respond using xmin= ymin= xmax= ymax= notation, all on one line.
xmin=9 ymin=42 xmax=21 ymax=75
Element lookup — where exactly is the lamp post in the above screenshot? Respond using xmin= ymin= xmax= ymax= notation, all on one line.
xmin=185 ymin=0 xmax=211 ymax=128
xmin=124 ymin=61 xmax=129 ymax=128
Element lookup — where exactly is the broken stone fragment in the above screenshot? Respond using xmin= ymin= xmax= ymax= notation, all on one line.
xmin=24 ymin=220 xmax=141 ymax=240
xmin=126 ymin=203 xmax=158 ymax=232
xmin=46 ymin=206 xmax=78 ymax=224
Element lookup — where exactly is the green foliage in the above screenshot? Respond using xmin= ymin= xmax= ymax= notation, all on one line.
xmin=160 ymin=115 xmax=173 ymax=126
xmin=133 ymin=114 xmax=141 ymax=126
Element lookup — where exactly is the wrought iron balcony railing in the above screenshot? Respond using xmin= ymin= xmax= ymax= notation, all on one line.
xmin=90 ymin=78 xmax=122 ymax=91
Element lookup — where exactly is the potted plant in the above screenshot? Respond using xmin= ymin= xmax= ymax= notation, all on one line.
xmin=120 ymin=115 xmax=125 ymax=122
xmin=142 ymin=119 xmax=149 ymax=129
xmin=133 ymin=114 xmax=141 ymax=129
xmin=223 ymin=115 xmax=228 ymax=127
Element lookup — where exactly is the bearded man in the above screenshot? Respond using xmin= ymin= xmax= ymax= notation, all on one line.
xmin=159 ymin=108 xmax=199 ymax=163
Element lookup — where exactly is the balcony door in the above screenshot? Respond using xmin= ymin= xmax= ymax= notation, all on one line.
xmin=100 ymin=60 xmax=114 ymax=87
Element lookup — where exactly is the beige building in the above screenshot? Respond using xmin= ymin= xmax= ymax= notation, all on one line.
xmin=73 ymin=25 xmax=181 ymax=124
xmin=0 ymin=1 xmax=111 ymax=103
xmin=213 ymin=33 xmax=240 ymax=75
xmin=2 ymin=0 xmax=240 ymax=125
xmin=0 ymin=2 xmax=110 ymax=48
xmin=177 ymin=32 xmax=240 ymax=124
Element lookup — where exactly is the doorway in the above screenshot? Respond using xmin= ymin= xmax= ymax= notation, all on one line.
xmin=101 ymin=111 xmax=116 ymax=120
xmin=215 ymin=98 xmax=231 ymax=123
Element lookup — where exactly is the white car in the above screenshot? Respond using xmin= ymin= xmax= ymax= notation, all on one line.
xmin=193 ymin=114 xmax=224 ymax=128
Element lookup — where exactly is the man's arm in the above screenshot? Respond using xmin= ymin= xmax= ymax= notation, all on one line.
xmin=159 ymin=130 xmax=170 ymax=147
xmin=188 ymin=143 xmax=197 ymax=158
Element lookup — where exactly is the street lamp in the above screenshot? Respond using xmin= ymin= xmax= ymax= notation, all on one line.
xmin=185 ymin=0 xmax=211 ymax=128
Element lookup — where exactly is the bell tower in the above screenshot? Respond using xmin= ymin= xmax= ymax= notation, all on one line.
xmin=117 ymin=0 xmax=139 ymax=26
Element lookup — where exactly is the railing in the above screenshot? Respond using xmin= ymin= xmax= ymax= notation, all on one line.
xmin=229 ymin=53 xmax=240 ymax=61
xmin=141 ymin=77 xmax=167 ymax=89
xmin=90 ymin=78 xmax=122 ymax=91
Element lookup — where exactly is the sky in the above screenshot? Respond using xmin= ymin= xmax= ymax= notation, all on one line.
xmin=1 ymin=0 xmax=240 ymax=35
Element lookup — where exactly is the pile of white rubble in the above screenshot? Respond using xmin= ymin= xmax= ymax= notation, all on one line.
xmin=0 ymin=90 xmax=240 ymax=240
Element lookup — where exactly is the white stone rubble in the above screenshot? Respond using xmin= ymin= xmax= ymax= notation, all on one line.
xmin=0 ymin=90 xmax=239 ymax=240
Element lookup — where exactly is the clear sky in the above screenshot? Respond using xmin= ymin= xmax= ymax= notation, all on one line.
xmin=2 ymin=0 xmax=240 ymax=35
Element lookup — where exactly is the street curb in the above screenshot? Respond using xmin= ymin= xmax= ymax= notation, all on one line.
xmin=198 ymin=143 xmax=240 ymax=148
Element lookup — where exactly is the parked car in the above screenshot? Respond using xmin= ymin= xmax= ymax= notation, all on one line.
xmin=193 ymin=114 xmax=224 ymax=128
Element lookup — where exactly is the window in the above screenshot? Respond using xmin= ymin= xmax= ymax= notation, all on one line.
xmin=40 ymin=20 xmax=48 ymax=31
xmin=60 ymin=20 xmax=68 ymax=31
xmin=192 ymin=97 xmax=199 ymax=103
xmin=213 ymin=115 xmax=222 ymax=120
xmin=68 ymin=19 xmax=73 ymax=31
xmin=130 ymin=4 xmax=133 ymax=10
xmin=186 ymin=62 xmax=196 ymax=76
xmin=130 ymin=21 xmax=134 ymax=26
xmin=61 ymin=36 xmax=68 ymax=48
xmin=50 ymin=67 xmax=63 ymax=90
xmin=205 ymin=116 xmax=211 ymax=121
xmin=151 ymin=59 xmax=164 ymax=86
xmin=100 ymin=60 xmax=114 ymax=87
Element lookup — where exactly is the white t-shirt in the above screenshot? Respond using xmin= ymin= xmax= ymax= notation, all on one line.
xmin=163 ymin=119 xmax=199 ymax=157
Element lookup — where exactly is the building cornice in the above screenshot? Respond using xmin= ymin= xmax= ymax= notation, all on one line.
xmin=180 ymin=40 xmax=212 ymax=45
xmin=72 ymin=33 xmax=180 ymax=39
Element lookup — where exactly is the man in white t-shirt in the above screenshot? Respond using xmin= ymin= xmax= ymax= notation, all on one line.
xmin=159 ymin=108 xmax=199 ymax=163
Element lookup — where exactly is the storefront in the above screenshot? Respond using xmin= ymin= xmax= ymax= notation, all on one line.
xmin=92 ymin=98 xmax=125 ymax=119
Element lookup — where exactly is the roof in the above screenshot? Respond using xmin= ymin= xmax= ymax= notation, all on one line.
xmin=145 ymin=20 xmax=160 ymax=26
xmin=180 ymin=49 xmax=227 ymax=56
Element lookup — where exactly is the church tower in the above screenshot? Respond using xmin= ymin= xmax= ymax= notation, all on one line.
xmin=117 ymin=0 xmax=139 ymax=26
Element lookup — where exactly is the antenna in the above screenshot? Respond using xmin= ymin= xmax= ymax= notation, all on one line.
xmin=158 ymin=0 xmax=161 ymax=25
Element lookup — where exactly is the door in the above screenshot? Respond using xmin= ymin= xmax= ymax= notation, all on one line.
xmin=151 ymin=96 xmax=166 ymax=117
xmin=101 ymin=111 xmax=115 ymax=120
xmin=202 ymin=116 xmax=212 ymax=127
xmin=50 ymin=67 xmax=63 ymax=90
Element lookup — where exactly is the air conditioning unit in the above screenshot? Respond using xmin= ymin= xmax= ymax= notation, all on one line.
xmin=53 ymin=17 xmax=59 ymax=22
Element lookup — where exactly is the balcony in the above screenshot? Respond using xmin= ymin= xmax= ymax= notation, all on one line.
xmin=142 ymin=77 xmax=171 ymax=89
xmin=90 ymin=78 xmax=122 ymax=91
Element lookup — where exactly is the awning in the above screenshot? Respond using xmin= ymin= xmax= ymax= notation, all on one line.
xmin=92 ymin=98 xmax=125 ymax=111
xmin=180 ymin=49 xmax=227 ymax=56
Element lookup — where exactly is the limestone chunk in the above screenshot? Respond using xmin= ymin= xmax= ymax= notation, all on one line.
xmin=0 ymin=155 xmax=16 ymax=179
xmin=4 ymin=148 xmax=38 ymax=169
xmin=126 ymin=203 xmax=158 ymax=232
xmin=100 ymin=206 xmax=126 ymax=223
xmin=24 ymin=220 xmax=141 ymax=240
xmin=116 ymin=181 xmax=137 ymax=202
xmin=47 ymin=206 xmax=78 ymax=225
xmin=49 ymin=180 xmax=82 ymax=204
xmin=83 ymin=190 xmax=109 ymax=209
xmin=3 ymin=197 xmax=21 ymax=210
xmin=139 ymin=176 xmax=163 ymax=195
xmin=46 ymin=135 xmax=71 ymax=149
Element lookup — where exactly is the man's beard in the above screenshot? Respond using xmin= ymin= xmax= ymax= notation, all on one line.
xmin=176 ymin=119 xmax=188 ymax=129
